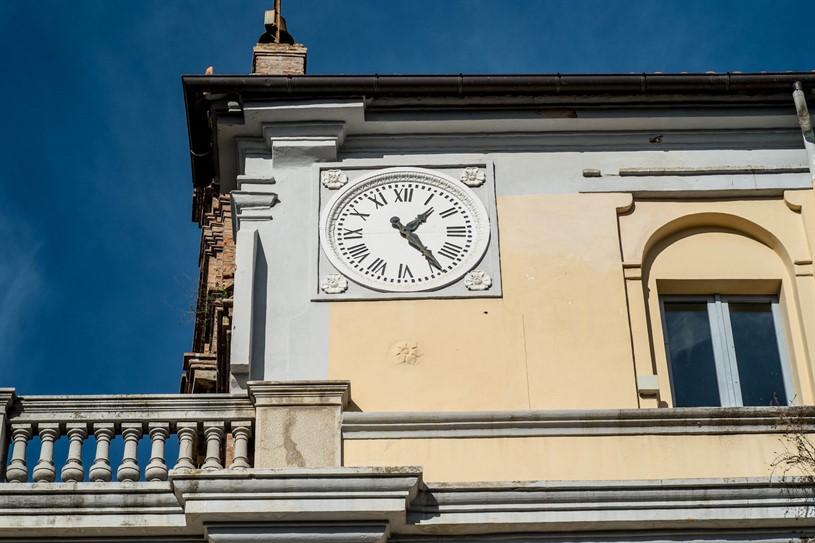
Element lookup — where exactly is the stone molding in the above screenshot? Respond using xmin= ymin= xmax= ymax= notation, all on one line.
xmin=342 ymin=129 xmax=803 ymax=155
xmin=230 ymin=192 xmax=280 ymax=231
xmin=342 ymin=406 xmax=803 ymax=439
xmin=171 ymin=467 xmax=422 ymax=526
xmin=248 ymin=381 xmax=350 ymax=407
xmin=0 ymin=481 xmax=187 ymax=536
xmin=262 ymin=122 xmax=346 ymax=146
xmin=408 ymin=477 xmax=815 ymax=533
xmin=393 ymin=533 xmax=815 ymax=543
xmin=8 ymin=394 xmax=254 ymax=425
xmin=2 ymin=474 xmax=815 ymax=538
xmin=0 ymin=389 xmax=15 ymax=413
xmin=206 ymin=522 xmax=388 ymax=543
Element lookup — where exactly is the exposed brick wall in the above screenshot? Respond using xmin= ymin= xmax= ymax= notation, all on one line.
xmin=181 ymin=188 xmax=235 ymax=394
xmin=252 ymin=43 xmax=307 ymax=75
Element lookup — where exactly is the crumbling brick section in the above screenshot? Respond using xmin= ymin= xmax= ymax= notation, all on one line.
xmin=252 ymin=43 xmax=307 ymax=75
xmin=181 ymin=187 xmax=235 ymax=394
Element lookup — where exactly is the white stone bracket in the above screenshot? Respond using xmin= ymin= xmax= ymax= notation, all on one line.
xmin=236 ymin=123 xmax=346 ymax=186
xmin=230 ymin=192 xmax=280 ymax=235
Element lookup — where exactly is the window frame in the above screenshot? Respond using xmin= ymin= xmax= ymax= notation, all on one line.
xmin=659 ymin=294 xmax=794 ymax=407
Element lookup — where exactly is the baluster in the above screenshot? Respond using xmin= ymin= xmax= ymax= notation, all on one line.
xmin=202 ymin=421 xmax=224 ymax=471
xmin=117 ymin=423 xmax=143 ymax=482
xmin=229 ymin=421 xmax=252 ymax=470
xmin=175 ymin=422 xmax=197 ymax=470
xmin=61 ymin=423 xmax=87 ymax=482
xmin=32 ymin=423 xmax=60 ymax=483
xmin=145 ymin=422 xmax=170 ymax=481
xmin=6 ymin=424 xmax=32 ymax=483
xmin=89 ymin=423 xmax=115 ymax=482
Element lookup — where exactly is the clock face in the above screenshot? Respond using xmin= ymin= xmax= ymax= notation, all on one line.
xmin=320 ymin=168 xmax=490 ymax=292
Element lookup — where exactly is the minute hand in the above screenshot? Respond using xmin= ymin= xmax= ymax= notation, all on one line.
xmin=391 ymin=217 xmax=443 ymax=270
xmin=405 ymin=231 xmax=443 ymax=270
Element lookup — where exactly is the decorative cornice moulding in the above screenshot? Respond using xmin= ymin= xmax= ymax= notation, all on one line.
xmin=342 ymin=406 xmax=812 ymax=439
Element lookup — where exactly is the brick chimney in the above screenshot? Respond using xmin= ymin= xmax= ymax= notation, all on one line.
xmin=252 ymin=9 xmax=307 ymax=75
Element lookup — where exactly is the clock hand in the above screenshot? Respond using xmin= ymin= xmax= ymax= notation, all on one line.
xmin=391 ymin=216 xmax=444 ymax=270
xmin=405 ymin=207 xmax=434 ymax=232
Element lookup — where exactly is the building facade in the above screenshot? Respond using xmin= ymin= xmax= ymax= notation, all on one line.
xmin=2 ymin=13 xmax=815 ymax=543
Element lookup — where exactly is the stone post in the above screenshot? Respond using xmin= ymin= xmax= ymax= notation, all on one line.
xmin=61 ymin=423 xmax=88 ymax=482
xmin=0 ymin=389 xmax=15 ymax=482
xmin=247 ymin=381 xmax=350 ymax=468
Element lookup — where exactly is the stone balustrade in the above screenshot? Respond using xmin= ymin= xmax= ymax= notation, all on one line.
xmin=2 ymin=393 xmax=255 ymax=483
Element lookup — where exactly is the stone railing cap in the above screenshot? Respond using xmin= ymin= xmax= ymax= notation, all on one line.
xmin=247 ymin=381 xmax=351 ymax=407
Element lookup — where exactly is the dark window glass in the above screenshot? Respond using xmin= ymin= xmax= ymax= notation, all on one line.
xmin=664 ymin=302 xmax=721 ymax=407
xmin=729 ymin=302 xmax=787 ymax=406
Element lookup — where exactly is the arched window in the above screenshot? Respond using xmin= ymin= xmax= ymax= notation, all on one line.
xmin=617 ymin=198 xmax=813 ymax=409
xmin=645 ymin=225 xmax=798 ymax=407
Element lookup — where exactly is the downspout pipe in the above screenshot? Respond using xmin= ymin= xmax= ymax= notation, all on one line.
xmin=793 ymin=81 xmax=815 ymax=184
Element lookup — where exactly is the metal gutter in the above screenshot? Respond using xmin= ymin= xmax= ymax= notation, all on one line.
xmin=183 ymin=72 xmax=815 ymax=188
xmin=183 ymin=72 xmax=815 ymax=97
xmin=793 ymin=81 xmax=815 ymax=183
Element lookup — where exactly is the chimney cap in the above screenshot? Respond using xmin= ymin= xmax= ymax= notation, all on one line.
xmin=258 ymin=9 xmax=295 ymax=45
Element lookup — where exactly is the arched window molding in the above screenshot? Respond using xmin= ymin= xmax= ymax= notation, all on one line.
xmin=617 ymin=199 xmax=814 ymax=408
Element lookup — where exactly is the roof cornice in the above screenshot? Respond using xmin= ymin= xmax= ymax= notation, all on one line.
xmin=182 ymin=72 xmax=815 ymax=189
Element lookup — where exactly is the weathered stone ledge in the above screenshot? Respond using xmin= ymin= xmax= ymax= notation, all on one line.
xmin=342 ymin=406 xmax=811 ymax=439
xmin=2 ymin=473 xmax=815 ymax=538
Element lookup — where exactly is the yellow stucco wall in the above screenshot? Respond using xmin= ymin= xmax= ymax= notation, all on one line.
xmin=343 ymin=433 xmax=796 ymax=482
xmin=328 ymin=191 xmax=814 ymax=412
xmin=330 ymin=189 xmax=815 ymax=483
xmin=328 ymin=193 xmax=637 ymax=412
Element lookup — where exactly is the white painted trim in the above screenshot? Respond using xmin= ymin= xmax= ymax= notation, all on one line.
xmin=341 ymin=406 xmax=809 ymax=439
xmin=230 ymin=228 xmax=259 ymax=382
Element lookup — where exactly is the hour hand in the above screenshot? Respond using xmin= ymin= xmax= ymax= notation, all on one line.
xmin=405 ymin=207 xmax=434 ymax=232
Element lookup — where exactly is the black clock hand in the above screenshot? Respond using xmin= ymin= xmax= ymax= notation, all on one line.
xmin=391 ymin=217 xmax=443 ymax=270
xmin=405 ymin=207 xmax=434 ymax=232
xmin=408 ymin=234 xmax=443 ymax=270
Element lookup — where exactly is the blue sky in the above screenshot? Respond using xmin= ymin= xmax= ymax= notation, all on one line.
xmin=1 ymin=0 xmax=813 ymax=396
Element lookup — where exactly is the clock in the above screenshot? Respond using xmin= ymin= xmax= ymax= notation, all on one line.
xmin=319 ymin=167 xmax=491 ymax=293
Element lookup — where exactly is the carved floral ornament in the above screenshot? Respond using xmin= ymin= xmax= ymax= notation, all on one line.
xmin=464 ymin=269 xmax=492 ymax=291
xmin=460 ymin=167 xmax=486 ymax=187
xmin=391 ymin=340 xmax=423 ymax=365
xmin=320 ymin=274 xmax=348 ymax=294
xmin=321 ymin=169 xmax=348 ymax=189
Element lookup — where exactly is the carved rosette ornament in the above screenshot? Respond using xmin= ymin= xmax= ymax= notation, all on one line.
xmin=464 ymin=269 xmax=492 ymax=291
xmin=321 ymin=169 xmax=348 ymax=189
xmin=320 ymin=274 xmax=348 ymax=294
xmin=460 ymin=167 xmax=486 ymax=187
xmin=391 ymin=340 xmax=423 ymax=365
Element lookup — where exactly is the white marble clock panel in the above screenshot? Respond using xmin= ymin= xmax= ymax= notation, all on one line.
xmin=312 ymin=162 xmax=501 ymax=301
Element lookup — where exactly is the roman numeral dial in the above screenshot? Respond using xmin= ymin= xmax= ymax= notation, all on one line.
xmin=320 ymin=168 xmax=491 ymax=293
